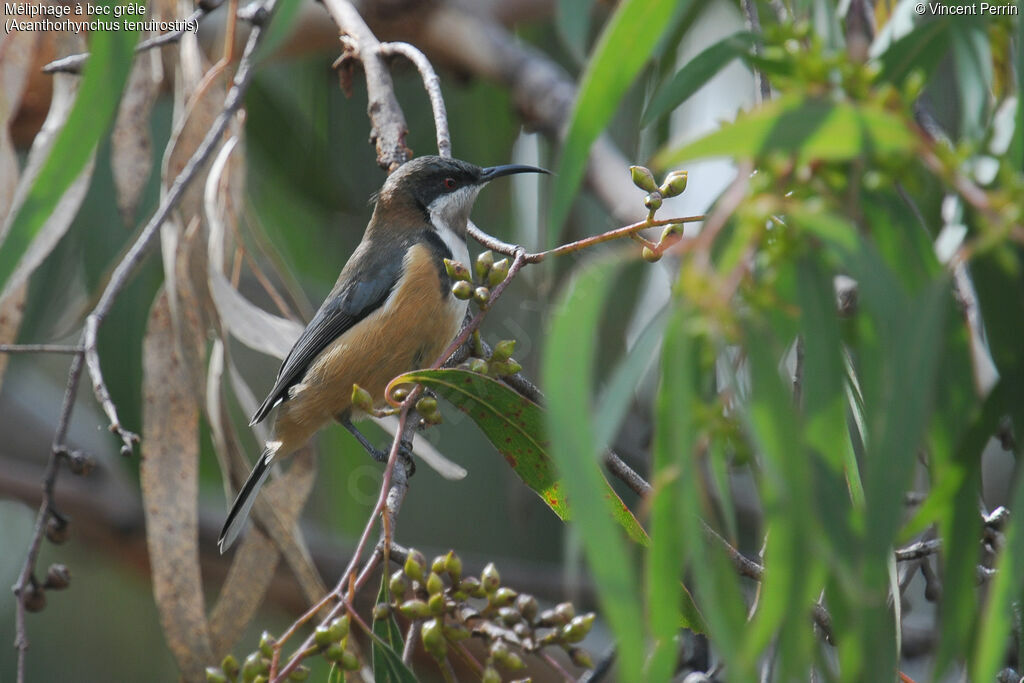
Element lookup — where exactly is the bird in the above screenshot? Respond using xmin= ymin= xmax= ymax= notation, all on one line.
xmin=218 ymin=155 xmax=549 ymax=552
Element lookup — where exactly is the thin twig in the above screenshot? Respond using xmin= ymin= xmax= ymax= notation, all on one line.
xmin=895 ymin=538 xmax=943 ymax=562
xmin=11 ymin=2 xmax=280 ymax=679
xmin=41 ymin=0 xmax=224 ymax=74
xmin=402 ymin=622 xmax=420 ymax=664
xmin=0 ymin=344 xmax=83 ymax=354
xmin=378 ymin=42 xmax=451 ymax=158
xmin=604 ymin=452 xmax=651 ymax=498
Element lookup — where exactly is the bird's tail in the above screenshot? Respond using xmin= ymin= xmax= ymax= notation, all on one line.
xmin=218 ymin=447 xmax=275 ymax=553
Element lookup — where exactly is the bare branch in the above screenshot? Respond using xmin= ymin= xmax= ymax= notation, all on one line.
xmin=378 ymin=41 xmax=451 ymax=158
xmin=0 ymin=344 xmax=83 ymax=354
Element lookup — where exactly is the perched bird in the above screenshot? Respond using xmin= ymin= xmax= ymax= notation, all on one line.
xmin=218 ymin=155 xmax=549 ymax=552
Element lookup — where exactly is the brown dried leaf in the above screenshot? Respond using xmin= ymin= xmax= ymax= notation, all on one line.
xmin=111 ymin=50 xmax=160 ymax=226
xmin=0 ymin=284 xmax=26 ymax=390
xmin=209 ymin=271 xmax=302 ymax=359
xmin=141 ymin=288 xmax=214 ymax=680
xmin=0 ymin=28 xmax=37 ymax=390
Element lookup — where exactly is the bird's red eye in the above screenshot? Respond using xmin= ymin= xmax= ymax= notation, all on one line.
xmin=443 ymin=177 xmax=457 ymax=190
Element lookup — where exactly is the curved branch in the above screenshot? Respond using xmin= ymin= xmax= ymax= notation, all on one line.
xmin=322 ymin=0 xmax=411 ymax=172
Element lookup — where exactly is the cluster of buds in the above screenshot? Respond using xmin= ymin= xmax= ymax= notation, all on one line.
xmin=630 ymin=165 xmax=688 ymax=219
xmin=447 ymin=251 xmax=510 ymax=308
xmin=375 ymin=549 xmax=596 ymax=681
xmin=460 ymin=338 xmax=522 ymax=379
xmin=21 ymin=563 xmax=72 ymax=614
xmin=207 ymin=626 xmax=324 ymax=682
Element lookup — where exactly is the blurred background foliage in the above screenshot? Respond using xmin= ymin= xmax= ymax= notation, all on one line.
xmin=1 ymin=0 xmax=1022 ymax=680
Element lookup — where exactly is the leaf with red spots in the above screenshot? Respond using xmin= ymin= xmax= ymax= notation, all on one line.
xmin=395 ymin=369 xmax=647 ymax=543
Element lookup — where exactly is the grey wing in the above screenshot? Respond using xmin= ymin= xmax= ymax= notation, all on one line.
xmin=249 ymin=251 xmax=404 ymax=426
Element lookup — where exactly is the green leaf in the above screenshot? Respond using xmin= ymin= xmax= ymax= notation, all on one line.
xmin=394 ymin=369 xmax=648 ymax=544
xmin=549 ymin=0 xmax=680 ymax=237
xmin=642 ymin=31 xmax=757 ymax=125
xmin=593 ymin=306 xmax=668 ymax=450
xmin=651 ymin=95 xmax=915 ymax=170
xmin=0 ymin=4 xmax=137 ymax=299
xmin=950 ymin=20 xmax=992 ymax=142
xmin=877 ymin=17 xmax=954 ymax=86
xmin=542 ymin=255 xmax=646 ymax=679
xmin=372 ymin=572 xmax=412 ymax=683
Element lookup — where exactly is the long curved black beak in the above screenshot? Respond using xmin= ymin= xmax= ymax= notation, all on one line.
xmin=479 ymin=164 xmax=551 ymax=183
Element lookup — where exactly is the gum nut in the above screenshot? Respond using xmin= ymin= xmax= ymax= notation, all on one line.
xmin=630 ymin=165 xmax=659 ymax=192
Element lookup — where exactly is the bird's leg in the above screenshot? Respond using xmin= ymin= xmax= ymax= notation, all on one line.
xmin=337 ymin=415 xmax=415 ymax=476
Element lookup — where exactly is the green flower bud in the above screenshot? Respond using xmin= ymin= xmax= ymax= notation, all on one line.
xmin=444 ymin=258 xmax=471 ymax=281
xmin=221 ymin=654 xmax=240 ymax=679
xmin=422 ymin=619 xmax=447 ymax=660
xmin=473 ymin=286 xmax=491 ymax=305
xmin=445 ymin=623 xmax=471 ymax=641
xmin=398 ymin=599 xmax=432 ymax=619
xmin=404 ymin=549 xmax=426 ymax=583
xmin=498 ymin=606 xmax=521 ymax=625
xmin=444 ymin=551 xmax=462 ymax=582
xmin=555 ymin=602 xmax=576 ymax=622
xmin=467 ymin=358 xmax=489 ymax=375
xmin=643 ymin=192 xmax=663 ymax=212
xmin=660 ymin=170 xmax=688 ymax=197
xmin=391 ymin=387 xmax=410 ymax=403
xmin=351 ymin=384 xmax=373 ymax=413
xmin=258 ymin=631 xmax=275 ymax=658
xmin=502 ymin=652 xmax=524 ymax=670
xmin=487 ymin=258 xmax=510 ymax=287
xmin=642 ymin=246 xmax=661 ymax=263
xmin=416 ymin=397 xmax=439 ymax=419
xmin=340 ymin=651 xmax=359 ymax=671
xmin=487 ymin=360 xmax=522 ymax=378
xmin=372 ymin=603 xmax=392 ymax=621
xmin=660 ymin=223 xmax=684 ymax=242
xmin=328 ymin=615 xmax=350 ymax=642
xmin=241 ymin=652 xmax=268 ymax=681
xmin=324 ymin=643 xmax=345 ymax=662
xmin=426 ymin=572 xmax=444 ymax=596
xmin=561 ymin=613 xmax=596 ymax=643
xmin=389 ymin=569 xmax=408 ymax=597
xmin=481 ymin=563 xmax=500 ymax=594
xmin=288 ymin=665 xmax=311 ymax=681
xmin=459 ymin=576 xmax=485 ymax=598
xmin=482 ymin=666 xmax=502 ymax=683
xmin=452 ymin=280 xmax=474 ymax=300
xmin=570 ymin=647 xmax=594 ymax=669
xmin=428 ymin=593 xmax=447 ymax=615
xmin=431 ymin=555 xmax=447 ymax=574
xmin=314 ymin=624 xmax=333 ymax=647
xmin=630 ymin=165 xmax=659 ymax=192
xmin=491 ymin=339 xmax=515 ymax=362
xmin=515 ymin=594 xmax=538 ymax=622
xmin=490 ymin=587 xmax=517 ymax=607
xmin=206 ymin=667 xmax=228 ymax=683
xmin=475 ymin=250 xmax=495 ymax=280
